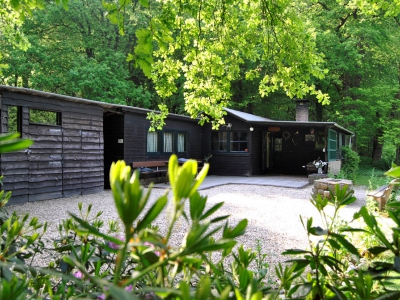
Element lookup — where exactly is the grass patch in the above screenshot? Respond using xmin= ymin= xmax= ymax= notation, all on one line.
xmin=354 ymin=165 xmax=391 ymax=189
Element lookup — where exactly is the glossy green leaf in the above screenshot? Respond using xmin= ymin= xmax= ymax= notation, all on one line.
xmin=288 ymin=283 xmax=312 ymax=298
xmin=326 ymin=284 xmax=347 ymax=299
xmin=0 ymin=137 xmax=33 ymax=154
xmin=195 ymin=276 xmax=211 ymax=300
xmin=385 ymin=166 xmax=400 ymax=178
xmin=320 ymin=255 xmax=343 ymax=271
xmin=359 ymin=206 xmax=377 ymax=228
xmin=137 ymin=195 xmax=168 ymax=232
xmin=327 ymin=238 xmax=341 ymax=250
xmin=200 ymin=202 xmax=224 ymax=221
xmin=330 ymin=233 xmax=359 ymax=256
xmin=223 ymin=219 xmax=248 ymax=239
xmin=368 ymin=246 xmax=389 ymax=255
xmin=68 ymin=213 xmax=123 ymax=246
xmin=179 ymin=281 xmax=190 ymax=300
xmin=189 ymin=192 xmax=206 ymax=221
xmin=210 ymin=215 xmax=230 ymax=223
xmin=194 ymin=240 xmax=237 ymax=253
xmin=168 ymin=155 xmax=178 ymax=189
xmin=282 ymin=249 xmax=312 ymax=255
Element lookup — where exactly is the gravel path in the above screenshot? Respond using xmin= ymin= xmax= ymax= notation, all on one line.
xmin=9 ymin=183 xmax=368 ymax=272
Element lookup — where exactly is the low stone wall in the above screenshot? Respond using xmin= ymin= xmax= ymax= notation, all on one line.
xmin=313 ymin=178 xmax=353 ymax=199
xmin=308 ymin=174 xmax=329 ymax=184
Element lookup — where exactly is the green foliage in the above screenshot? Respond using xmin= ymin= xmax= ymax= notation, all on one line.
xmin=0 ymin=132 xmax=33 ymax=154
xmin=283 ymin=172 xmax=400 ymax=299
xmin=102 ymin=0 xmax=332 ymax=128
xmin=341 ymin=146 xmax=360 ymax=180
xmin=2 ymin=155 xmax=400 ymax=298
xmin=29 ymin=109 xmax=59 ymax=125
xmin=147 ymin=103 xmax=169 ymax=131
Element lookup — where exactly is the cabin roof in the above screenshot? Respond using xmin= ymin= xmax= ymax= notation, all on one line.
xmin=0 ymin=85 xmax=197 ymax=122
xmin=224 ymin=107 xmax=354 ymax=135
xmin=0 ymin=85 xmax=353 ymax=135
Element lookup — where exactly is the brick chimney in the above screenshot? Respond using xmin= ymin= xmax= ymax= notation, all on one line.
xmin=295 ymin=99 xmax=309 ymax=122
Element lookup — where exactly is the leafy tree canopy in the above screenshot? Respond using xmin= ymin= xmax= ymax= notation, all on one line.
xmin=104 ymin=0 xmax=331 ymax=128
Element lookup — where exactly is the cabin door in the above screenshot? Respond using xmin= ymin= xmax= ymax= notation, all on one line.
xmin=27 ymin=125 xmax=63 ymax=201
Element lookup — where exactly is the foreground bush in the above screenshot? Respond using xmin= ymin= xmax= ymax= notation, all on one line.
xmin=1 ymin=153 xmax=400 ymax=299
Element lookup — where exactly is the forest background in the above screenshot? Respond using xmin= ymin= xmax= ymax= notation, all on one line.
xmin=1 ymin=0 xmax=399 ymax=167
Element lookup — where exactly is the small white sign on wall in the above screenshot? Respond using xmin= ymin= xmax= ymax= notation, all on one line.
xmin=118 ymin=139 xmax=123 ymax=144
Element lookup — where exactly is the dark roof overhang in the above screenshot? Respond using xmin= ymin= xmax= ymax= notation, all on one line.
xmin=223 ymin=107 xmax=354 ymax=135
xmin=0 ymin=85 xmax=197 ymax=123
xmin=248 ymin=120 xmax=354 ymax=135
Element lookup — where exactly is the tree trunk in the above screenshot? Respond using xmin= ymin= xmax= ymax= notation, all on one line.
xmin=372 ymin=129 xmax=384 ymax=162
xmin=315 ymin=100 xmax=323 ymax=122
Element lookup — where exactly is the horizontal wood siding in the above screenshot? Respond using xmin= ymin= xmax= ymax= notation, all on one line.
xmin=123 ymin=112 xmax=202 ymax=163
xmin=28 ymin=125 xmax=63 ymax=201
xmin=0 ymin=91 xmax=104 ymax=204
xmin=203 ymin=117 xmax=253 ymax=176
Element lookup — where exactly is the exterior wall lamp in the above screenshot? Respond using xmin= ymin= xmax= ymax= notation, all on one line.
xmin=250 ymin=126 xmax=254 ymax=131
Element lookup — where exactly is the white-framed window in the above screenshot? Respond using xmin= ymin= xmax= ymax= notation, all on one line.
xmin=177 ymin=132 xmax=187 ymax=152
xmin=146 ymin=130 xmax=189 ymax=154
xmin=163 ymin=132 xmax=174 ymax=152
xmin=147 ymin=131 xmax=159 ymax=153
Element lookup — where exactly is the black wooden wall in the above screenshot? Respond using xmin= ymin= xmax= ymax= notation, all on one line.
xmin=123 ymin=112 xmax=203 ymax=163
xmin=0 ymin=91 xmax=104 ymax=205
xmin=203 ymin=115 xmax=253 ymax=176
xmin=202 ymin=115 xmax=328 ymax=176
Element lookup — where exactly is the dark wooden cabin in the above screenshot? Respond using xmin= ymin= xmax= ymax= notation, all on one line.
xmin=203 ymin=103 xmax=353 ymax=176
xmin=0 ymin=86 xmax=105 ymax=204
xmin=0 ymin=85 xmax=353 ymax=205
xmin=102 ymin=107 xmax=203 ymax=188
xmin=0 ymin=85 xmax=203 ymax=205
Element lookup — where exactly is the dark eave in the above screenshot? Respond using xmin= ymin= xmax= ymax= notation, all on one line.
xmin=251 ymin=120 xmax=354 ymax=135
xmin=0 ymin=85 xmax=197 ymax=123
xmin=224 ymin=107 xmax=354 ymax=135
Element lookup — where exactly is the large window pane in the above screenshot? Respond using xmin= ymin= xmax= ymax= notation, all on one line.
xmin=147 ymin=131 xmax=159 ymax=152
xmin=211 ymin=132 xmax=228 ymax=151
xmin=230 ymin=132 xmax=248 ymax=152
xmin=177 ymin=133 xmax=187 ymax=152
xmin=163 ymin=132 xmax=173 ymax=152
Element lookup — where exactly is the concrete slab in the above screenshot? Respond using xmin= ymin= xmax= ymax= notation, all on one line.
xmin=153 ymin=175 xmax=310 ymax=190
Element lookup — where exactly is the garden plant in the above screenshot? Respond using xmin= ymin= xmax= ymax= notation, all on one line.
xmin=0 ymin=132 xmax=400 ymax=299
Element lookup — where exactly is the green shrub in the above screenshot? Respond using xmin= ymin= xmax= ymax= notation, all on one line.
xmin=341 ymin=146 xmax=360 ymax=180
xmin=2 ymin=150 xmax=400 ymax=299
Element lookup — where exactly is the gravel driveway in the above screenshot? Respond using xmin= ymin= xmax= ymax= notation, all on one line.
xmin=9 ymin=183 xmax=368 ymax=274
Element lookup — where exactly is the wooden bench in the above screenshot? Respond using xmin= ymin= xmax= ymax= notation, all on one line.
xmin=132 ymin=161 xmax=168 ymax=183
xmin=367 ymin=179 xmax=398 ymax=211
